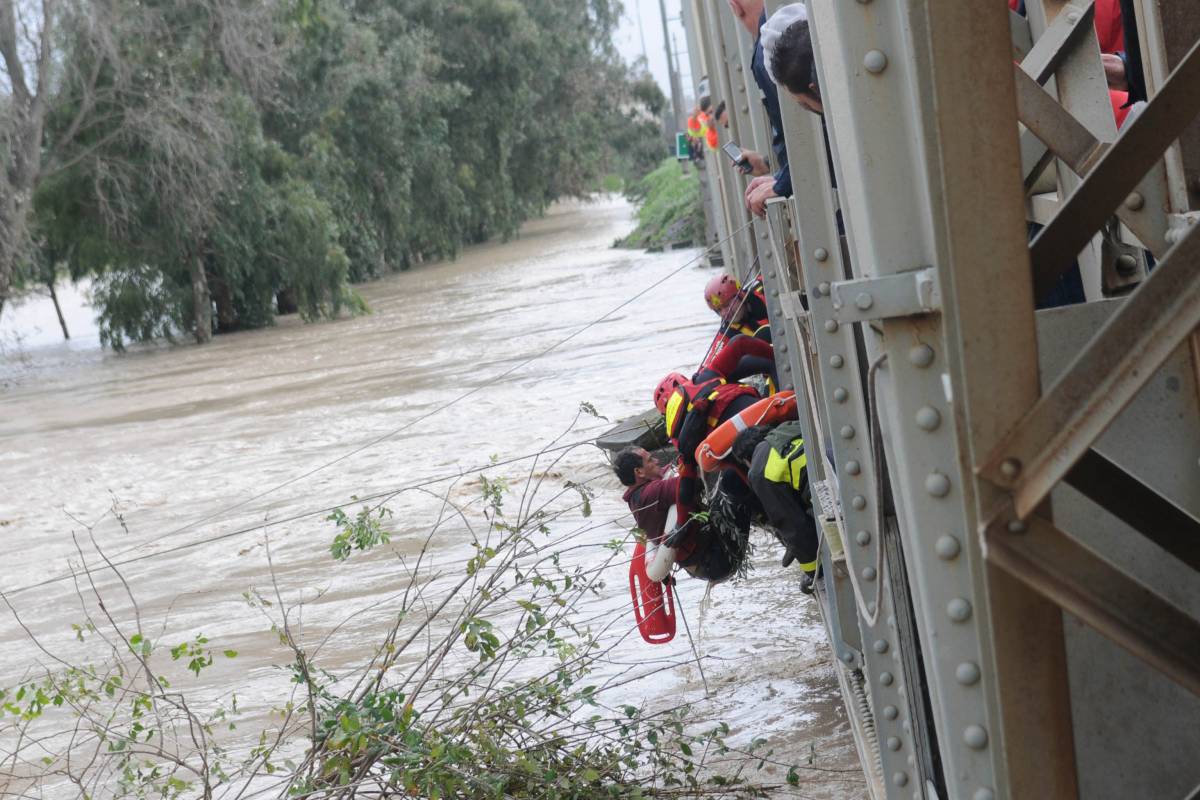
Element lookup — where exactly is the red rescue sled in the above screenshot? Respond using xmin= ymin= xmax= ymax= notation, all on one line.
xmin=629 ymin=540 xmax=676 ymax=644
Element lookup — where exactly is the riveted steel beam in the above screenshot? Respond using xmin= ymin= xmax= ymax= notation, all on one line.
xmin=1030 ymin=38 xmax=1200 ymax=299
xmin=980 ymin=222 xmax=1200 ymax=518
xmin=984 ymin=514 xmax=1200 ymax=699
xmin=809 ymin=0 xmax=1080 ymax=795
xmin=693 ymin=1 xmax=754 ymax=274
xmin=828 ymin=269 xmax=941 ymax=324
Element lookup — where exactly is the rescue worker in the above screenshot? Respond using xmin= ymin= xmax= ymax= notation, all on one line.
xmin=654 ymin=334 xmax=776 ymax=552
xmin=731 ymin=422 xmax=821 ymax=593
xmin=704 ymin=273 xmax=772 ymax=344
xmin=614 ymin=447 xmax=749 ymax=582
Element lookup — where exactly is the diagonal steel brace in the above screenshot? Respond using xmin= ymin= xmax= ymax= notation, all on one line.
xmin=984 ymin=514 xmax=1200 ymax=699
xmin=1013 ymin=66 xmax=1171 ymax=254
xmin=979 ymin=222 xmax=1200 ymax=516
xmin=1029 ymin=37 xmax=1200 ymax=298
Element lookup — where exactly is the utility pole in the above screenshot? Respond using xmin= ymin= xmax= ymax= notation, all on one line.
xmin=658 ymin=0 xmax=685 ymax=132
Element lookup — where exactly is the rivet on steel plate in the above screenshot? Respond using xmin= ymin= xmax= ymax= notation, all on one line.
xmin=947 ymin=598 xmax=972 ymax=622
xmin=887 ymin=737 xmax=901 ymax=752
xmin=883 ymin=705 xmax=899 ymax=720
xmin=833 ymin=386 xmax=849 ymax=402
xmin=999 ymin=458 xmax=1021 ymax=478
xmin=1124 ymin=192 xmax=1144 ymax=210
xmin=893 ymin=772 xmax=909 ymax=788
xmin=1066 ymin=11 xmax=1080 ymax=23
xmin=963 ymin=724 xmax=989 ymax=750
xmin=915 ymin=406 xmax=940 ymax=431
xmin=819 ymin=281 xmax=831 ymax=295
xmin=779 ymin=343 xmax=788 ymax=353
xmin=1116 ymin=254 xmax=1138 ymax=276
xmin=814 ymin=247 xmax=829 ymax=262
xmin=935 ymin=535 xmax=960 ymax=560
xmin=852 ymin=494 xmax=867 ymax=510
xmin=855 ymin=292 xmax=874 ymax=310
xmin=1007 ymin=519 xmax=1028 ymax=534
xmin=862 ymin=566 xmax=877 ymax=581
xmin=956 ymin=662 xmax=981 ymax=685
xmin=841 ymin=651 xmax=855 ymax=664
xmin=864 ymin=49 xmax=888 ymax=74
xmin=841 ymin=425 xmax=855 ymax=440
xmin=908 ymin=344 xmax=935 ymax=367
xmin=845 ymin=459 xmax=862 ymax=475
xmin=925 ymin=472 xmax=951 ymax=497
xmin=825 ymin=319 xmax=839 ymax=333
xmin=856 ymin=530 xmax=871 ymax=546
xmin=874 ymin=639 xmax=889 ymax=654
xmin=880 ymin=671 xmax=894 ymax=686
xmin=830 ymin=354 xmax=845 ymax=368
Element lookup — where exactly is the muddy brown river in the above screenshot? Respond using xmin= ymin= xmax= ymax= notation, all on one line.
xmin=0 ymin=196 xmax=864 ymax=797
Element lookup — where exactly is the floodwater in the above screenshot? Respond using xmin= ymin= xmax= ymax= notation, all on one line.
xmin=0 ymin=196 xmax=863 ymax=797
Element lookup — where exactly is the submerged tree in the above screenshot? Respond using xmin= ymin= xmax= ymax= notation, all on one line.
xmin=3 ymin=0 xmax=668 ymax=346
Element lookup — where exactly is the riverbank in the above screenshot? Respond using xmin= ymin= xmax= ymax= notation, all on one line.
xmin=616 ymin=159 xmax=705 ymax=251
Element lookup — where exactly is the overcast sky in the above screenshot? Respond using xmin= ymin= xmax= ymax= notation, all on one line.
xmin=613 ymin=0 xmax=695 ymax=105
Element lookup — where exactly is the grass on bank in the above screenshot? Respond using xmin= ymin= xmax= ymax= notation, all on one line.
xmin=617 ymin=159 xmax=704 ymax=251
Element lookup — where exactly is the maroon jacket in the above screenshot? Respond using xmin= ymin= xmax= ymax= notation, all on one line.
xmin=622 ymin=476 xmax=680 ymax=543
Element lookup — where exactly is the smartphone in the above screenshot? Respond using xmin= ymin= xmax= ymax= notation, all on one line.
xmin=721 ymin=141 xmax=754 ymax=174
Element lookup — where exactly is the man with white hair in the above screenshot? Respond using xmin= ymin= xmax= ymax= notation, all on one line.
xmin=761 ymin=4 xmax=823 ymax=115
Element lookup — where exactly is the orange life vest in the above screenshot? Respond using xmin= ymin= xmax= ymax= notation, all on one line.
xmin=695 ymin=392 xmax=799 ymax=472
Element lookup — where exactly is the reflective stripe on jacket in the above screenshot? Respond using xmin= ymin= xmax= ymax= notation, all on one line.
xmin=762 ymin=434 xmax=808 ymax=492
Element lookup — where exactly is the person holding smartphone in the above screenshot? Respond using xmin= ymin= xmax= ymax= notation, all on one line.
xmin=721 ymin=141 xmax=772 ymax=177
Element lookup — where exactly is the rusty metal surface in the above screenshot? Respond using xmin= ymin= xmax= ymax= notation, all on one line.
xmin=981 ymin=223 xmax=1200 ymax=517
xmin=1029 ymin=38 xmax=1200 ymax=297
xmin=984 ymin=514 xmax=1200 ymax=699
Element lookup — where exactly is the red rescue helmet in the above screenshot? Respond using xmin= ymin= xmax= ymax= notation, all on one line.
xmin=654 ymin=372 xmax=688 ymax=414
xmin=704 ymin=273 xmax=741 ymax=317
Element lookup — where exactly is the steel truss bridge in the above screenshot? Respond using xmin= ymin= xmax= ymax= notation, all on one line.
xmin=680 ymin=1 xmax=1199 ymax=797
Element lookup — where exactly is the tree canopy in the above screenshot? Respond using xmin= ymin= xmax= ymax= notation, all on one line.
xmin=1 ymin=0 xmax=666 ymax=348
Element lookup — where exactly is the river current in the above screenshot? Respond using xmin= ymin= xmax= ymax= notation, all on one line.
xmin=0 ymin=196 xmax=863 ymax=797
